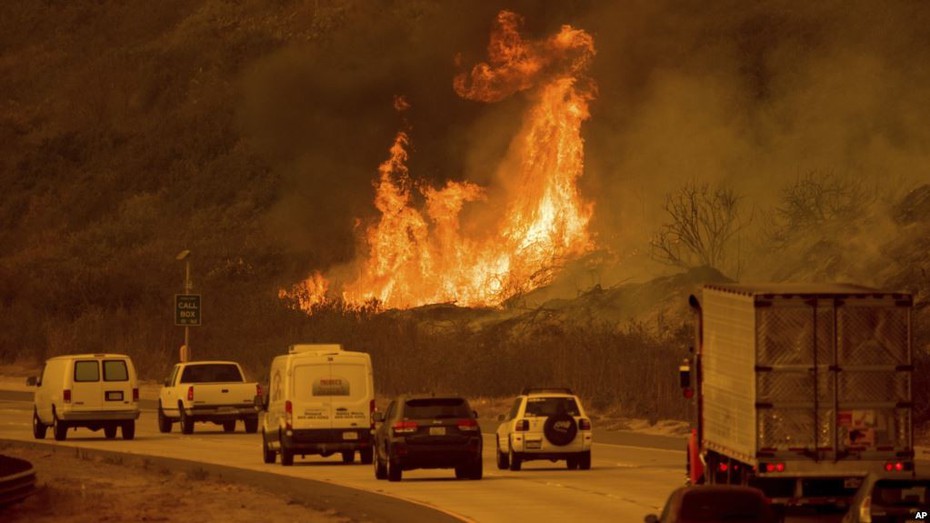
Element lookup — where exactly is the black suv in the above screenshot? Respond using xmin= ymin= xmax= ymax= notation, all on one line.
xmin=373 ymin=395 xmax=483 ymax=482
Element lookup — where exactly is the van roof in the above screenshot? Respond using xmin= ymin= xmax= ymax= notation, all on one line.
xmin=180 ymin=360 xmax=242 ymax=366
xmin=288 ymin=344 xmax=343 ymax=354
xmin=47 ymin=353 xmax=131 ymax=361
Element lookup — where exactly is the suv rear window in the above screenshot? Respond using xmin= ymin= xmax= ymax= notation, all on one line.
xmin=525 ymin=397 xmax=580 ymax=417
xmin=872 ymin=479 xmax=930 ymax=506
xmin=103 ymin=360 xmax=129 ymax=382
xmin=403 ymin=398 xmax=471 ymax=419
xmin=180 ymin=364 xmax=243 ymax=383
xmin=74 ymin=361 xmax=99 ymax=382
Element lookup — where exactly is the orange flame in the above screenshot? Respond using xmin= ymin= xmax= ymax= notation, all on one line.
xmin=284 ymin=10 xmax=597 ymax=311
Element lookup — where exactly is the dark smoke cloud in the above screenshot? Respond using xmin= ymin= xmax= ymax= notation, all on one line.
xmin=239 ymin=0 xmax=930 ymax=283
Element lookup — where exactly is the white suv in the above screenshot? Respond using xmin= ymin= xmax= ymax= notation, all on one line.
xmin=495 ymin=388 xmax=592 ymax=471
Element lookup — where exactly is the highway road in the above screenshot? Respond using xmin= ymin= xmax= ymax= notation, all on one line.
xmin=0 ymin=392 xmax=684 ymax=522
xmin=3 ymin=391 xmax=923 ymax=522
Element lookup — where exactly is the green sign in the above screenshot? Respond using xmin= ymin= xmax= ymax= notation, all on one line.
xmin=175 ymin=294 xmax=201 ymax=326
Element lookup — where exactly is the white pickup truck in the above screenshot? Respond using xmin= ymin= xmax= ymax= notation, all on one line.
xmin=158 ymin=361 xmax=260 ymax=434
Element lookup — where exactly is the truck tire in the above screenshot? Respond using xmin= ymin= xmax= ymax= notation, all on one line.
xmin=157 ymin=402 xmax=172 ymax=433
xmin=359 ymin=447 xmax=373 ymax=465
xmin=244 ymin=417 xmax=258 ymax=434
xmin=388 ymin=457 xmax=402 ymax=482
xmin=180 ymin=408 xmax=194 ymax=435
xmin=508 ymin=444 xmax=522 ymax=471
xmin=579 ymin=450 xmax=591 ymax=470
xmin=543 ymin=413 xmax=577 ymax=446
xmin=122 ymin=420 xmax=135 ymax=440
xmin=33 ymin=409 xmax=47 ymax=440
xmin=261 ymin=431 xmax=275 ymax=464
xmin=223 ymin=420 xmax=236 ymax=433
xmin=104 ymin=425 xmax=117 ymax=439
xmin=497 ymin=440 xmax=509 ymax=470
xmin=53 ymin=411 xmax=68 ymax=441
xmin=341 ymin=451 xmax=354 ymax=464
xmin=280 ymin=433 xmax=294 ymax=466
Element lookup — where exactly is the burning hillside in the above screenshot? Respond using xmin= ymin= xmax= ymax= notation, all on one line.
xmin=282 ymin=11 xmax=597 ymax=311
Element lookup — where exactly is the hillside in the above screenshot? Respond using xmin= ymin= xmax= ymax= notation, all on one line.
xmin=2 ymin=2 xmax=929 ymax=421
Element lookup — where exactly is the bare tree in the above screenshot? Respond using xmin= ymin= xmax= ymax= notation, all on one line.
xmin=651 ymin=181 xmax=747 ymax=271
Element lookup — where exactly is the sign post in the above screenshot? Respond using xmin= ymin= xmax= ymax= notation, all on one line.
xmin=175 ymin=250 xmax=199 ymax=362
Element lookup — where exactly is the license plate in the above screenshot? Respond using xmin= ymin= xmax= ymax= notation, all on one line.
xmin=429 ymin=427 xmax=446 ymax=436
xmin=526 ymin=440 xmax=542 ymax=450
xmin=105 ymin=391 xmax=123 ymax=401
xmin=844 ymin=477 xmax=863 ymax=489
xmin=342 ymin=431 xmax=358 ymax=440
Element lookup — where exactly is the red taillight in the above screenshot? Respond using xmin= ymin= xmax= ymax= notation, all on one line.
xmin=392 ymin=421 xmax=418 ymax=435
xmin=285 ymin=400 xmax=293 ymax=430
xmin=895 ymin=461 xmax=904 ymax=471
xmin=457 ymin=419 xmax=479 ymax=431
xmin=63 ymin=389 xmax=71 ymax=403
xmin=256 ymin=383 xmax=263 ymax=397
xmin=763 ymin=462 xmax=785 ymax=473
xmin=579 ymin=418 xmax=591 ymax=430
xmin=884 ymin=461 xmax=907 ymax=472
xmin=187 ymin=385 xmax=194 ymax=401
xmin=718 ymin=462 xmax=729 ymax=472
xmin=683 ymin=387 xmax=694 ymax=399
xmin=132 ymin=388 xmax=139 ymax=402
xmin=515 ymin=419 xmax=529 ymax=431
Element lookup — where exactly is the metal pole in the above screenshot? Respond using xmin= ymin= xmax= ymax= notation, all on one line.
xmin=184 ymin=258 xmax=190 ymax=361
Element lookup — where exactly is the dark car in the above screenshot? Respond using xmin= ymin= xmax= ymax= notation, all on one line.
xmin=842 ymin=474 xmax=930 ymax=523
xmin=372 ymin=395 xmax=483 ymax=482
xmin=645 ymin=485 xmax=778 ymax=523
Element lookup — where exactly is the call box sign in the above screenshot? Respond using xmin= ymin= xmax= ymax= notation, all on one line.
xmin=175 ymin=294 xmax=201 ymax=326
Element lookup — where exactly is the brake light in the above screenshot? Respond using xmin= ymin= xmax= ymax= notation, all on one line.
xmin=132 ymin=388 xmax=139 ymax=402
xmin=187 ymin=385 xmax=194 ymax=401
xmin=718 ymin=462 xmax=729 ymax=472
xmin=285 ymin=400 xmax=293 ymax=430
xmin=457 ymin=419 xmax=479 ymax=431
xmin=63 ymin=389 xmax=71 ymax=403
xmin=884 ymin=461 xmax=909 ymax=472
xmin=392 ymin=421 xmax=418 ymax=435
xmin=515 ymin=419 xmax=529 ymax=431
xmin=579 ymin=418 xmax=591 ymax=430
xmin=763 ymin=462 xmax=786 ymax=472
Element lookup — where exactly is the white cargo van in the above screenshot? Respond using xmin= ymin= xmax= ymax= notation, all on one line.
xmin=259 ymin=344 xmax=375 ymax=466
xmin=28 ymin=353 xmax=140 ymax=441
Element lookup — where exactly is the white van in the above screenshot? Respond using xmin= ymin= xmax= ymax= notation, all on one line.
xmin=28 ymin=353 xmax=140 ymax=441
xmin=259 ymin=344 xmax=374 ymax=466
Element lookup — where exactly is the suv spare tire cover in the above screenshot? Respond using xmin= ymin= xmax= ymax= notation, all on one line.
xmin=543 ymin=413 xmax=577 ymax=446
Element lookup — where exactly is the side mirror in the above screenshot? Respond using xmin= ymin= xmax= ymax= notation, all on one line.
xmin=372 ymin=411 xmax=385 ymax=423
xmin=26 ymin=376 xmax=38 ymax=387
xmin=497 ymin=414 xmax=506 ymax=422
xmin=163 ymin=377 xmax=171 ymax=387
xmin=644 ymin=515 xmax=659 ymax=523
xmin=473 ymin=410 xmax=479 ymax=419
xmin=679 ymin=359 xmax=693 ymax=398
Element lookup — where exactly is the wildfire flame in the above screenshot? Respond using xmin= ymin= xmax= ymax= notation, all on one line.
xmin=284 ymin=11 xmax=597 ymax=311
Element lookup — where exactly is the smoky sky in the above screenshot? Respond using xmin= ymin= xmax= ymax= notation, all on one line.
xmin=239 ymin=0 xmax=930 ymax=276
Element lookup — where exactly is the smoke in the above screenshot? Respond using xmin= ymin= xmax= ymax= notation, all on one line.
xmin=240 ymin=0 xmax=930 ymax=287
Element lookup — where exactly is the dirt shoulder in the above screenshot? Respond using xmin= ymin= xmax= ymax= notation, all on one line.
xmin=2 ymin=443 xmax=347 ymax=523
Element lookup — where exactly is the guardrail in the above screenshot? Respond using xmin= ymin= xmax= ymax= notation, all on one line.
xmin=0 ymin=455 xmax=37 ymax=506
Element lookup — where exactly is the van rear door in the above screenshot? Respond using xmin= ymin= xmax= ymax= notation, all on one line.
xmin=100 ymin=358 xmax=133 ymax=411
xmin=328 ymin=356 xmax=371 ymax=433
xmin=291 ymin=363 xmax=335 ymax=431
xmin=71 ymin=359 xmax=103 ymax=410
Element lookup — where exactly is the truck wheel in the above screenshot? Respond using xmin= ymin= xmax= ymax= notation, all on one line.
xmin=566 ymin=456 xmax=579 ymax=470
xmin=222 ymin=420 xmax=236 ymax=433
xmin=374 ymin=452 xmax=388 ymax=479
xmin=508 ymin=445 xmax=522 ymax=471
xmin=104 ymin=425 xmax=117 ymax=439
xmin=33 ymin=409 xmax=47 ymax=440
xmin=280 ymin=433 xmax=294 ymax=466
xmin=244 ymin=417 xmax=258 ymax=434
xmin=359 ymin=447 xmax=373 ymax=465
xmin=341 ymin=451 xmax=354 ymax=464
xmin=157 ymin=402 xmax=172 ymax=433
xmin=261 ymin=431 xmax=276 ymax=464
xmin=579 ymin=450 xmax=591 ymax=470
xmin=497 ymin=440 xmax=509 ymax=470
xmin=122 ymin=420 xmax=135 ymax=440
xmin=387 ymin=457 xmax=402 ymax=482
xmin=180 ymin=408 xmax=194 ymax=435
xmin=53 ymin=411 xmax=68 ymax=441
xmin=468 ymin=456 xmax=483 ymax=480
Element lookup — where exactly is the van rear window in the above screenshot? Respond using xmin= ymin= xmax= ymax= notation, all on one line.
xmin=103 ymin=360 xmax=129 ymax=382
xmin=403 ymin=398 xmax=471 ymax=419
xmin=74 ymin=361 xmax=99 ymax=382
xmin=180 ymin=364 xmax=243 ymax=383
